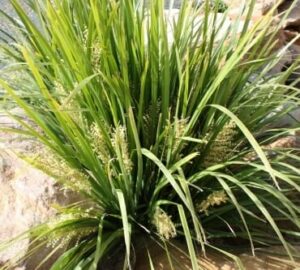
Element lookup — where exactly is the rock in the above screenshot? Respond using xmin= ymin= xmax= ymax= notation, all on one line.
xmin=225 ymin=0 xmax=281 ymax=22
xmin=224 ymin=0 xmax=300 ymax=77
xmin=277 ymin=1 xmax=300 ymax=84
xmin=279 ymin=0 xmax=300 ymax=45
xmin=0 ymin=153 xmax=56 ymax=264
xmin=0 ymin=111 xmax=74 ymax=269
xmin=268 ymin=47 xmax=293 ymax=75
xmin=270 ymin=107 xmax=300 ymax=129
xmin=290 ymin=43 xmax=300 ymax=59
xmin=279 ymin=0 xmax=300 ymax=26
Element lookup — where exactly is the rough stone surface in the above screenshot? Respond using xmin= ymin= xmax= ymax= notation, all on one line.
xmin=0 ymin=110 xmax=71 ymax=269
xmin=224 ymin=0 xmax=280 ymax=21
xmin=277 ymin=0 xmax=300 ymax=49
xmin=223 ymin=0 xmax=300 ymax=75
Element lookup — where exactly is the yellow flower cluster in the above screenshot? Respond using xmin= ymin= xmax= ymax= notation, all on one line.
xmin=203 ymin=121 xmax=237 ymax=167
xmin=152 ymin=208 xmax=177 ymax=240
xmin=173 ymin=118 xmax=188 ymax=153
xmin=90 ymin=123 xmax=132 ymax=177
xmin=198 ymin=191 xmax=228 ymax=215
xmin=90 ymin=123 xmax=111 ymax=166
xmin=53 ymin=81 xmax=66 ymax=98
xmin=28 ymin=148 xmax=91 ymax=193
xmin=91 ymin=40 xmax=102 ymax=74
xmin=112 ymin=125 xmax=133 ymax=175
xmin=47 ymin=213 xmax=97 ymax=248
xmin=82 ymin=26 xmax=101 ymax=73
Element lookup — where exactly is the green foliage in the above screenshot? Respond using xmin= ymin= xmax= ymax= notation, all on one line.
xmin=213 ymin=0 xmax=228 ymax=12
xmin=0 ymin=0 xmax=300 ymax=269
xmin=194 ymin=0 xmax=228 ymax=12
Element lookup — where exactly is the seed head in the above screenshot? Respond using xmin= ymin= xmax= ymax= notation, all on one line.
xmin=198 ymin=190 xmax=228 ymax=215
xmin=28 ymin=148 xmax=91 ymax=193
xmin=111 ymin=125 xmax=133 ymax=175
xmin=152 ymin=208 xmax=177 ymax=240
xmin=203 ymin=120 xmax=237 ymax=167
xmin=90 ymin=123 xmax=111 ymax=166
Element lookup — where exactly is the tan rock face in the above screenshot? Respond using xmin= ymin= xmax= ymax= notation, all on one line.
xmin=224 ymin=0 xmax=300 ymax=46
xmin=279 ymin=0 xmax=300 ymax=45
xmin=0 ymin=111 xmax=72 ymax=269
xmin=0 ymin=151 xmax=56 ymax=263
xmin=224 ymin=0 xmax=281 ymax=20
xmin=223 ymin=0 xmax=300 ymax=78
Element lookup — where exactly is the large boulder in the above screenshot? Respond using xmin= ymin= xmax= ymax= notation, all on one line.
xmin=279 ymin=0 xmax=300 ymax=45
xmin=0 ymin=110 xmax=71 ymax=269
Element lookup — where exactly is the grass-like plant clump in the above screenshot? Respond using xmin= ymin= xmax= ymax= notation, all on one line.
xmin=0 ymin=0 xmax=299 ymax=269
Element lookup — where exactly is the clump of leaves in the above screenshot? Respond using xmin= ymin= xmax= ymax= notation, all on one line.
xmin=0 ymin=0 xmax=299 ymax=269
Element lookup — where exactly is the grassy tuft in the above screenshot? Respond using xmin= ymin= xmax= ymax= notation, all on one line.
xmin=0 ymin=0 xmax=299 ymax=269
